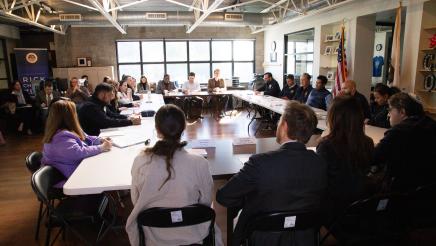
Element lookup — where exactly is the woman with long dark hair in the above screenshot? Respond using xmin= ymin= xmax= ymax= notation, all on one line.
xmin=317 ymin=96 xmax=374 ymax=225
xmin=126 ymin=104 xmax=222 ymax=246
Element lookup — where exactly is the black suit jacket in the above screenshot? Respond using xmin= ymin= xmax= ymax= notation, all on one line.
xmin=78 ymin=96 xmax=132 ymax=136
xmin=280 ymin=83 xmax=299 ymax=100
xmin=216 ymin=142 xmax=327 ymax=245
xmin=35 ymin=91 xmax=61 ymax=108
xmin=373 ymin=116 xmax=436 ymax=191
xmin=257 ymin=79 xmax=280 ymax=98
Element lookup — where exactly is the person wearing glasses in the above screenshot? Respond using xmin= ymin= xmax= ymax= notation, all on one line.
xmin=41 ymin=99 xmax=111 ymax=185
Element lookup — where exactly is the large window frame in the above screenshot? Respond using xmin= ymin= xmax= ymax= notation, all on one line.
xmin=0 ymin=39 xmax=11 ymax=89
xmin=284 ymin=29 xmax=314 ymax=85
xmin=116 ymin=39 xmax=256 ymax=84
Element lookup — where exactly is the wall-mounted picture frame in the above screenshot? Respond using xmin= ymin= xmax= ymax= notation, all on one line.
xmin=77 ymin=57 xmax=87 ymax=67
xmin=324 ymin=46 xmax=333 ymax=55
xmin=333 ymin=46 xmax=339 ymax=54
xmin=334 ymin=31 xmax=341 ymax=40
xmin=325 ymin=35 xmax=334 ymax=42
xmin=327 ymin=71 xmax=335 ymax=81
xmin=270 ymin=52 xmax=277 ymax=62
xmin=86 ymin=57 xmax=92 ymax=67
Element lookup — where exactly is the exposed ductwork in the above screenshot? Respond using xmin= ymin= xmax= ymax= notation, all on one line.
xmin=38 ymin=11 xmax=270 ymax=27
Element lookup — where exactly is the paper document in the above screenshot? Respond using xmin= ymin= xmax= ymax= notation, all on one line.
xmin=187 ymin=148 xmax=208 ymax=158
xmin=111 ymin=135 xmax=148 ymax=148
xmin=187 ymin=139 xmax=216 ymax=148
xmin=233 ymin=137 xmax=256 ymax=146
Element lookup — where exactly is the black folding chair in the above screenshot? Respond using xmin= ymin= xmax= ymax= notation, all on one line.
xmin=321 ymin=193 xmax=406 ymax=246
xmin=31 ymin=166 xmax=108 ymax=246
xmin=137 ymin=204 xmax=216 ymax=246
xmin=242 ymin=210 xmax=321 ymax=246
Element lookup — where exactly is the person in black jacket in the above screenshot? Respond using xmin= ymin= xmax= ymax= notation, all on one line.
xmin=373 ymin=92 xmax=436 ymax=192
xmin=294 ymin=73 xmax=313 ymax=103
xmin=217 ymin=101 xmax=327 ymax=246
xmin=340 ymin=80 xmax=371 ymax=122
xmin=255 ymin=72 xmax=280 ymax=98
xmin=78 ymin=83 xmax=141 ymax=136
xmin=10 ymin=80 xmax=35 ymax=135
xmin=279 ymin=74 xmax=299 ymax=100
xmin=368 ymin=83 xmax=390 ymax=128
xmin=316 ymin=96 xmax=374 ymax=241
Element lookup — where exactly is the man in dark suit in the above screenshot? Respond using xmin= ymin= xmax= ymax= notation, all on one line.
xmin=280 ymin=74 xmax=299 ymax=100
xmin=35 ymin=81 xmax=61 ymax=130
xmin=255 ymin=72 xmax=280 ymax=98
xmin=78 ymin=83 xmax=141 ymax=136
xmin=216 ymin=101 xmax=327 ymax=246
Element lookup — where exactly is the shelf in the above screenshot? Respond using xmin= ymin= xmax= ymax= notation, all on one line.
xmin=320 ymin=66 xmax=337 ymax=69
xmin=322 ymin=53 xmax=337 ymax=56
xmin=424 ymin=26 xmax=436 ymax=30
xmin=324 ymin=39 xmax=340 ymax=43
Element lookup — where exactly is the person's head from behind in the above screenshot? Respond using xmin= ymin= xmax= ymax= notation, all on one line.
xmin=300 ymin=73 xmax=311 ymax=88
xmin=326 ymin=95 xmax=373 ymax=169
xmin=341 ymin=80 xmax=357 ymax=95
xmin=70 ymin=77 xmax=78 ymax=88
xmin=286 ymin=74 xmax=295 ymax=87
xmin=316 ymin=75 xmax=328 ymax=90
xmin=276 ymin=101 xmax=317 ymax=144
xmin=140 ymin=76 xmax=148 ymax=84
xmin=388 ymin=92 xmax=424 ymax=127
xmin=12 ymin=80 xmax=22 ymax=91
xmin=373 ymin=83 xmax=390 ymax=106
xmin=146 ymin=104 xmax=187 ymax=190
xmin=263 ymin=72 xmax=273 ymax=82
xmin=119 ymin=80 xmax=128 ymax=93
xmin=188 ymin=72 xmax=195 ymax=83
xmin=93 ymin=83 xmax=114 ymax=105
xmin=43 ymin=100 xmax=84 ymax=143
xmin=44 ymin=81 xmax=53 ymax=95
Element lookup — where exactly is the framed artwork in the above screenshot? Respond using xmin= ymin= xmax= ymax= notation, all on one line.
xmin=376 ymin=44 xmax=383 ymax=51
xmin=77 ymin=57 xmax=87 ymax=67
xmin=327 ymin=71 xmax=335 ymax=80
xmin=325 ymin=35 xmax=334 ymax=41
xmin=334 ymin=31 xmax=341 ymax=40
xmin=86 ymin=57 xmax=92 ymax=67
xmin=270 ymin=52 xmax=277 ymax=62
xmin=333 ymin=46 xmax=339 ymax=54
xmin=324 ymin=46 xmax=333 ymax=55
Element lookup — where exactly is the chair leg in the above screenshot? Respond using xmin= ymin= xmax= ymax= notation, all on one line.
xmin=35 ymin=201 xmax=44 ymax=240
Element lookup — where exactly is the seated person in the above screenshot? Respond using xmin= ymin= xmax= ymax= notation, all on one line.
xmin=42 ymin=99 xmax=111 ymax=183
xmin=82 ymin=75 xmax=94 ymax=94
xmin=10 ymin=80 xmax=35 ymax=135
xmin=125 ymin=105 xmax=223 ymax=246
xmin=117 ymin=80 xmax=134 ymax=107
xmin=137 ymin=75 xmax=150 ymax=93
xmin=373 ymin=92 xmax=436 ymax=192
xmin=280 ymin=74 xmax=299 ymax=100
xmin=35 ymin=81 xmax=61 ymax=130
xmin=182 ymin=72 xmax=204 ymax=119
xmin=294 ymin=73 xmax=313 ymax=103
xmin=340 ymin=80 xmax=371 ymax=122
xmin=156 ymin=74 xmax=176 ymax=95
xmin=316 ymin=96 xmax=374 ymax=235
xmin=66 ymin=77 xmax=90 ymax=104
xmin=125 ymin=75 xmax=141 ymax=101
xmin=306 ymin=75 xmax=331 ymax=111
xmin=208 ymin=69 xmax=228 ymax=119
xmin=368 ymin=83 xmax=390 ymax=128
xmin=255 ymin=72 xmax=280 ymax=98
xmin=216 ymin=101 xmax=327 ymax=245
xmin=78 ymin=83 xmax=141 ymax=136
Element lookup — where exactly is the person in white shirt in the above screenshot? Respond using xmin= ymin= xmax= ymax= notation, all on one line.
xmin=182 ymin=72 xmax=203 ymax=120
xmin=117 ymin=80 xmax=133 ymax=106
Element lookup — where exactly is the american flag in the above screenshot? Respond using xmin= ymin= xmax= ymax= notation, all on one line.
xmin=333 ymin=25 xmax=347 ymax=97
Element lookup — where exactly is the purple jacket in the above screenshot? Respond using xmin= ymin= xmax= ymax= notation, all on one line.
xmin=42 ymin=130 xmax=102 ymax=179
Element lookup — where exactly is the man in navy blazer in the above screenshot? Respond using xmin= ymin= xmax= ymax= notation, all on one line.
xmin=217 ymin=101 xmax=327 ymax=245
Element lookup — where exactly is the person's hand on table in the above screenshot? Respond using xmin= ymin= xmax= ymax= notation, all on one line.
xmin=133 ymin=102 xmax=140 ymax=107
xmin=99 ymin=138 xmax=112 ymax=152
xmin=129 ymin=115 xmax=141 ymax=125
xmin=182 ymin=89 xmax=189 ymax=94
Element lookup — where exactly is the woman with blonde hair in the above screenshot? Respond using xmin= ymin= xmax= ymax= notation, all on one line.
xmin=42 ymin=99 xmax=111 ymax=181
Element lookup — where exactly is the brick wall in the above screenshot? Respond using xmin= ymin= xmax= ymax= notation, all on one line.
xmin=54 ymin=26 xmax=264 ymax=79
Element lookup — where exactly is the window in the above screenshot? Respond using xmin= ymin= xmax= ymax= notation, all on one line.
xmin=0 ymin=39 xmax=9 ymax=89
xmin=116 ymin=39 xmax=255 ymax=84
xmin=284 ymin=29 xmax=314 ymax=83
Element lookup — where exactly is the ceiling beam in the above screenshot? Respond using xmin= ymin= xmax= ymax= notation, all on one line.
xmin=0 ymin=9 xmax=65 ymax=34
xmin=108 ymin=0 xmax=149 ymax=12
xmin=87 ymin=0 xmax=126 ymax=34
xmin=186 ymin=0 xmax=224 ymax=33
xmin=260 ymin=0 xmax=287 ymax=13
xmin=215 ymin=0 xmax=260 ymax=12
xmin=166 ymin=0 xmax=204 ymax=12
xmin=61 ymin=0 xmax=98 ymax=11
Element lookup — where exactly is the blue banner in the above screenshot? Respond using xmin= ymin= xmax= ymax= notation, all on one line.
xmin=14 ymin=48 xmax=49 ymax=96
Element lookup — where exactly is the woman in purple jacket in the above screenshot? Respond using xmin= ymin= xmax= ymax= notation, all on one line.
xmin=41 ymin=99 xmax=112 ymax=181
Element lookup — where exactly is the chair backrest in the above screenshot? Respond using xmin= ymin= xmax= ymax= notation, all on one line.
xmin=25 ymin=151 xmax=43 ymax=174
xmin=31 ymin=166 xmax=65 ymax=204
xmin=137 ymin=204 xmax=215 ymax=246
xmin=244 ymin=210 xmax=321 ymax=237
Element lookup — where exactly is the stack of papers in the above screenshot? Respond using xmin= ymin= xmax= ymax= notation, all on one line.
xmin=187 ymin=148 xmax=208 ymax=158
xmin=233 ymin=137 xmax=256 ymax=146
xmin=187 ymin=139 xmax=216 ymax=148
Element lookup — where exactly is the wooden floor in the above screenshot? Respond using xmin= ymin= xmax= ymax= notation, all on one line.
xmin=0 ymin=109 xmax=275 ymax=246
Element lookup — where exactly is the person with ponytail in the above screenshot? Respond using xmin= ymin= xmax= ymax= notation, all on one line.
xmin=125 ymin=104 xmax=223 ymax=246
